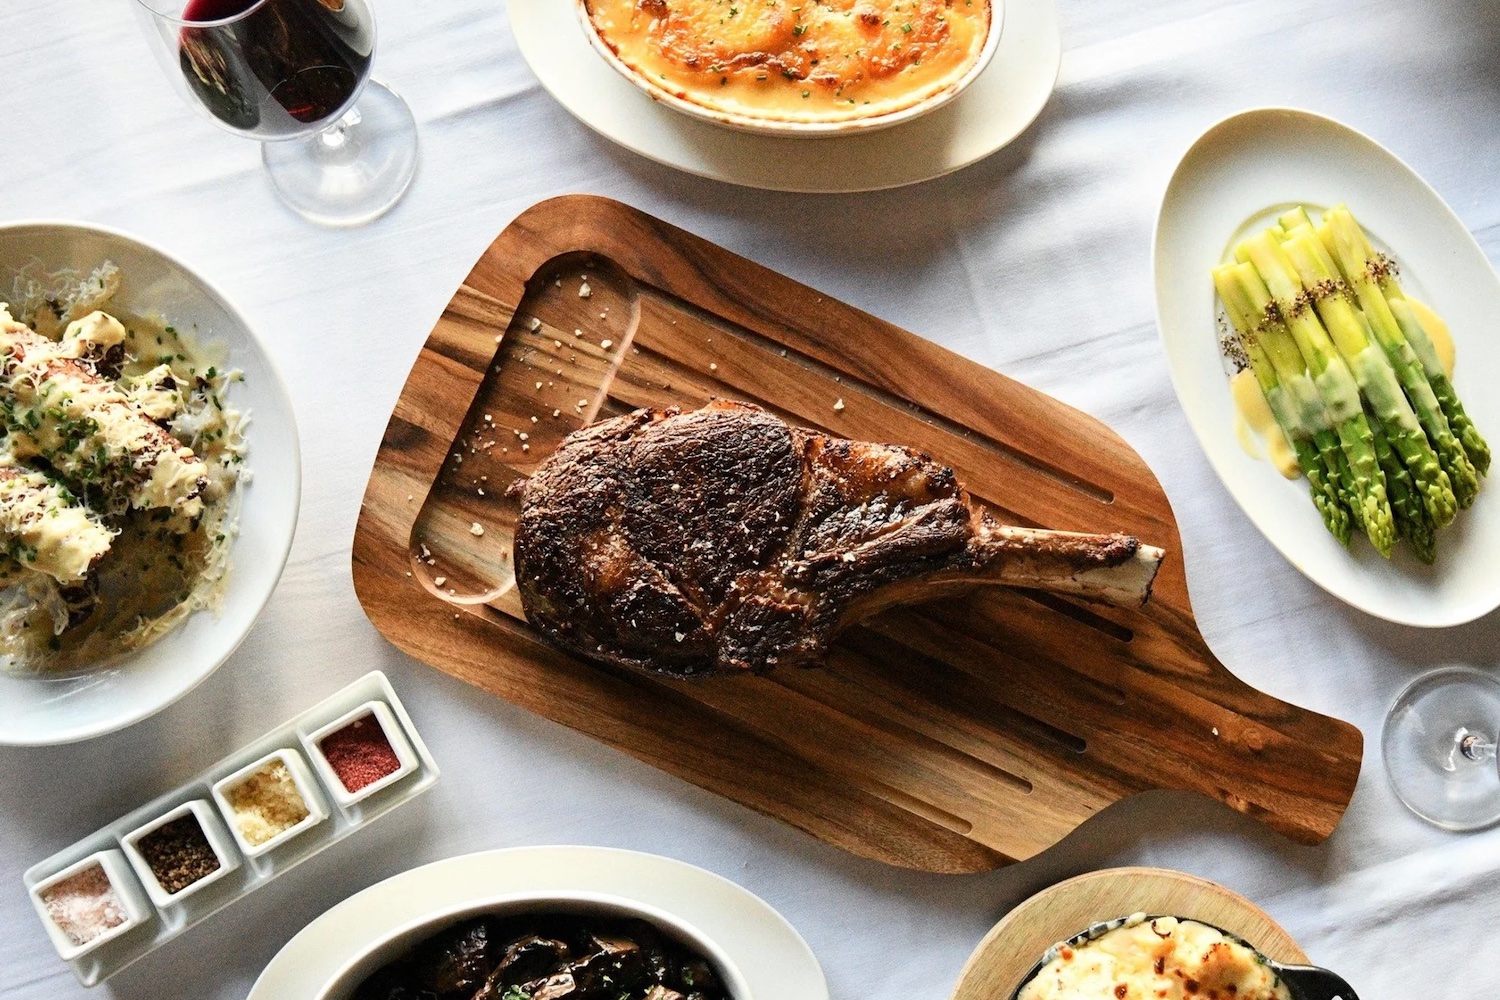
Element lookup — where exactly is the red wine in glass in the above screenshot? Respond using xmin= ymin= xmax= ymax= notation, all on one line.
xmin=135 ymin=0 xmax=415 ymax=224
xmin=178 ymin=0 xmax=375 ymax=138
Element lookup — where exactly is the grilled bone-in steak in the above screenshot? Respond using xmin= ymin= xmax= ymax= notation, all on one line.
xmin=513 ymin=401 xmax=1164 ymax=677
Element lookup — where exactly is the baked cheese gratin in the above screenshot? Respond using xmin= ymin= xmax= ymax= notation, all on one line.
xmin=583 ymin=0 xmax=993 ymax=126
xmin=1018 ymin=915 xmax=1293 ymax=1000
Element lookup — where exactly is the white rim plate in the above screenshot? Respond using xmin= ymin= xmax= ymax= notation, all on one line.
xmin=0 ymin=221 xmax=301 ymax=743
xmin=1153 ymin=107 xmax=1500 ymax=627
xmin=509 ymin=0 xmax=1060 ymax=193
xmin=247 ymin=846 xmax=828 ymax=1000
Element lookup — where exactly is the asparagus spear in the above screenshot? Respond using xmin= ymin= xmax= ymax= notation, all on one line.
xmin=1228 ymin=263 xmax=1366 ymax=531
xmin=1320 ymin=206 xmax=1482 ymax=504
xmin=1387 ymin=302 xmax=1491 ymax=476
xmin=1278 ymin=229 xmax=1458 ymax=529
xmin=1278 ymin=206 xmax=1314 ymax=234
xmin=1368 ymin=409 xmax=1437 ymax=563
xmin=1214 ymin=265 xmax=1351 ymax=545
xmin=1239 ymin=230 xmax=1396 ymax=556
xmin=1322 ymin=209 xmax=1492 ymax=476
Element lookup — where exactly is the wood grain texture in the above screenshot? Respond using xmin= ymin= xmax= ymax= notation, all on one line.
xmin=949 ymin=867 xmax=1308 ymax=1000
xmin=352 ymin=195 xmax=1363 ymax=874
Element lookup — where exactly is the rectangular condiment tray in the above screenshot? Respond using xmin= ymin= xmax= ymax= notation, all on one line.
xmin=22 ymin=671 xmax=439 ymax=987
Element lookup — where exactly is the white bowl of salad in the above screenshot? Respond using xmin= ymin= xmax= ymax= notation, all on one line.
xmin=0 ymin=221 xmax=299 ymax=745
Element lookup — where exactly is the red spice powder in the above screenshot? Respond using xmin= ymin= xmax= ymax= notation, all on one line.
xmin=320 ymin=714 xmax=401 ymax=793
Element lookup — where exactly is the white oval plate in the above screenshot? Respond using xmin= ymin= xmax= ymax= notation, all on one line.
xmin=509 ymin=0 xmax=1059 ymax=193
xmin=0 ymin=222 xmax=300 ymax=743
xmin=1153 ymin=107 xmax=1500 ymax=627
xmin=247 ymin=846 xmax=828 ymax=1000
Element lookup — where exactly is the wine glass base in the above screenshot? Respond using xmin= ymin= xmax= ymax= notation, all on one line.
xmin=261 ymin=80 xmax=419 ymax=228
xmin=1383 ymin=666 xmax=1500 ymax=831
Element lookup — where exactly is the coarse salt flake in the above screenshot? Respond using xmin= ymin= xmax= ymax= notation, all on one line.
xmin=470 ymin=523 xmax=485 ymax=537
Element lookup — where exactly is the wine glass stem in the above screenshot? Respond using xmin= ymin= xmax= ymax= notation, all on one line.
xmin=1451 ymin=726 xmax=1499 ymax=770
xmin=323 ymin=106 xmax=362 ymax=148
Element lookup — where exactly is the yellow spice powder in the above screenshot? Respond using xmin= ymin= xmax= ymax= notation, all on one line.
xmin=226 ymin=760 xmax=309 ymax=846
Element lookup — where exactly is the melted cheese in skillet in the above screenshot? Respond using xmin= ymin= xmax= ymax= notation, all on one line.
xmin=1018 ymin=915 xmax=1293 ymax=1000
xmin=586 ymin=0 xmax=991 ymax=123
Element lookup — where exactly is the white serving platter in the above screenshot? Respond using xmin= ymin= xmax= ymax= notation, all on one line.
xmin=248 ymin=846 xmax=827 ymax=1000
xmin=0 ymin=221 xmax=301 ymax=745
xmin=22 ymin=672 xmax=438 ymax=987
xmin=509 ymin=0 xmax=1059 ymax=193
xmin=1153 ymin=107 xmax=1500 ymax=627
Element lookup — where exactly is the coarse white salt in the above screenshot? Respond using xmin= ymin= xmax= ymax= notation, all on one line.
xmin=470 ymin=523 xmax=485 ymax=537
xmin=41 ymin=864 xmax=126 ymax=947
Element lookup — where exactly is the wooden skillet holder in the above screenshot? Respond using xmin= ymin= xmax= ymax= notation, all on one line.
xmin=353 ymin=195 xmax=1363 ymax=874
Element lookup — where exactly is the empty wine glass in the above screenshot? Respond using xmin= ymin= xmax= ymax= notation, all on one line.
xmin=1383 ymin=666 xmax=1500 ymax=830
xmin=132 ymin=0 xmax=419 ymax=226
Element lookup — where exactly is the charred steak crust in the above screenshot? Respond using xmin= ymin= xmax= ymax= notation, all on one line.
xmin=513 ymin=401 xmax=1160 ymax=678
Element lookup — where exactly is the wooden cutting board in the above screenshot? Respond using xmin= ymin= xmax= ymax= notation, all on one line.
xmin=352 ymin=195 xmax=1363 ymax=874
xmin=950 ymin=867 xmax=1307 ymax=1000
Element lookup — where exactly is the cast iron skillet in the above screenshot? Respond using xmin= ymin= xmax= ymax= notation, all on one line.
xmin=1009 ymin=914 xmax=1359 ymax=1000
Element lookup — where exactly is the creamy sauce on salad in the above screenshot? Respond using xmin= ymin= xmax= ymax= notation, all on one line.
xmin=0 ymin=263 xmax=246 ymax=676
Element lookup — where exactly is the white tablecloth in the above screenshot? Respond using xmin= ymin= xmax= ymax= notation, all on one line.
xmin=3 ymin=1 xmax=1500 ymax=997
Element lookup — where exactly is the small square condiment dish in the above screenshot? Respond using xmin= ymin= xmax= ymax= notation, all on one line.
xmin=28 ymin=849 xmax=151 ymax=962
xmin=304 ymin=700 xmax=419 ymax=809
xmin=211 ymin=748 xmax=328 ymax=859
xmin=120 ymin=800 xmax=241 ymax=908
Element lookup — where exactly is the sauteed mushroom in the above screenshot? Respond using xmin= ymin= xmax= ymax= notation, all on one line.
xmin=354 ymin=914 xmax=731 ymax=1000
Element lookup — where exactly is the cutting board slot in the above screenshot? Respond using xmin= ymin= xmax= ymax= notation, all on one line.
xmin=630 ymin=284 xmax=1119 ymax=515
xmin=408 ymin=252 xmax=641 ymax=609
xmin=846 ymin=622 xmax=1094 ymax=755
xmin=1017 ymin=590 xmax=1135 ymax=644
xmin=355 ymin=197 xmax=1363 ymax=872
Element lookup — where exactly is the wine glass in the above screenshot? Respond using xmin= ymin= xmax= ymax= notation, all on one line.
xmin=132 ymin=0 xmax=419 ymax=227
xmin=1383 ymin=666 xmax=1500 ymax=830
